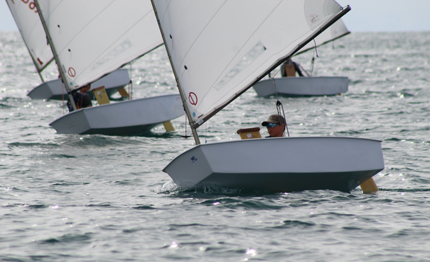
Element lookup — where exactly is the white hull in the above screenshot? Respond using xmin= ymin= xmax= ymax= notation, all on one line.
xmin=163 ymin=137 xmax=384 ymax=193
xmin=50 ymin=94 xmax=183 ymax=136
xmin=27 ymin=69 xmax=130 ymax=100
xmin=252 ymin=76 xmax=349 ymax=97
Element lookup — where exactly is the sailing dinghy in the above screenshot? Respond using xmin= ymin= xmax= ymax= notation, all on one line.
xmin=35 ymin=0 xmax=183 ymax=136
xmin=6 ymin=0 xmax=130 ymax=100
xmin=252 ymin=19 xmax=350 ymax=97
xmin=27 ymin=69 xmax=130 ymax=100
xmin=152 ymin=0 xmax=384 ymax=193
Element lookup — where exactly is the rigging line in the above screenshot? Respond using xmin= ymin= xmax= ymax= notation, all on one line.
xmin=271 ymin=65 xmax=280 ymax=102
xmin=129 ymin=63 xmax=133 ymax=100
xmin=271 ymin=66 xmax=290 ymax=137
xmin=313 ymin=39 xmax=319 ymax=58
xmin=205 ymin=121 xmax=208 ymax=144
xmin=271 ymin=63 xmax=289 ymax=137
xmin=310 ymin=39 xmax=320 ymax=76
xmin=181 ymin=113 xmax=191 ymax=139
xmin=276 ymin=100 xmax=289 ymax=137
xmin=310 ymin=57 xmax=315 ymax=76
xmin=62 ymin=81 xmax=65 ymax=115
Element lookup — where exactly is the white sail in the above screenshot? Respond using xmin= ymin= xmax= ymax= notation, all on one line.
xmin=6 ymin=0 xmax=53 ymax=73
xmin=152 ymin=0 xmax=350 ymax=128
xmin=296 ymin=19 xmax=350 ymax=55
xmin=36 ymin=0 xmax=162 ymax=90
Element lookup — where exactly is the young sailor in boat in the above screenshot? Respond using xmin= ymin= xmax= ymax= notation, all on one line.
xmin=67 ymin=84 xmax=93 ymax=112
xmin=280 ymin=58 xmax=304 ymax=77
xmin=261 ymin=114 xmax=286 ymax=138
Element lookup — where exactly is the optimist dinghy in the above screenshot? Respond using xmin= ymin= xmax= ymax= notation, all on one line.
xmin=253 ymin=76 xmax=349 ymax=97
xmin=27 ymin=69 xmax=130 ymax=100
xmin=252 ymin=19 xmax=350 ymax=97
xmin=152 ymin=0 xmax=383 ymax=193
xmin=35 ymin=0 xmax=183 ymax=135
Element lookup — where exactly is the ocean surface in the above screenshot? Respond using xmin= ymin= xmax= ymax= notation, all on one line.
xmin=1 ymin=31 xmax=430 ymax=261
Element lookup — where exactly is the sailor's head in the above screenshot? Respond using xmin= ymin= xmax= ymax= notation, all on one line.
xmin=262 ymin=114 xmax=286 ymax=137
xmin=80 ymin=84 xmax=91 ymax=93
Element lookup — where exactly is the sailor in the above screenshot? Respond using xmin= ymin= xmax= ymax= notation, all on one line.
xmin=261 ymin=114 xmax=286 ymax=137
xmin=67 ymin=84 xmax=93 ymax=112
xmin=280 ymin=58 xmax=304 ymax=77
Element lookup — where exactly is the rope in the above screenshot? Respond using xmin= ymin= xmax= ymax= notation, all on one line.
xmin=205 ymin=121 xmax=208 ymax=144
xmin=309 ymin=39 xmax=320 ymax=76
xmin=310 ymin=57 xmax=315 ymax=76
xmin=128 ymin=63 xmax=133 ymax=100
xmin=313 ymin=39 xmax=319 ymax=58
xmin=62 ymin=81 xmax=65 ymax=115
xmin=269 ymin=67 xmax=289 ymax=137
xmin=276 ymin=100 xmax=289 ymax=137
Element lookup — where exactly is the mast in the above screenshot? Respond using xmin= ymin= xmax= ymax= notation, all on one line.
xmin=34 ymin=0 xmax=77 ymax=111
xmin=151 ymin=0 xmax=200 ymax=145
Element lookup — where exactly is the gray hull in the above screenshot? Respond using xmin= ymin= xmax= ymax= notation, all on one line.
xmin=163 ymin=137 xmax=384 ymax=193
xmin=253 ymin=76 xmax=349 ymax=97
xmin=50 ymin=94 xmax=183 ymax=136
xmin=27 ymin=69 xmax=130 ymax=100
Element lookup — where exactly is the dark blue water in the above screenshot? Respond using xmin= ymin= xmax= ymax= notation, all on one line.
xmin=1 ymin=31 xmax=430 ymax=261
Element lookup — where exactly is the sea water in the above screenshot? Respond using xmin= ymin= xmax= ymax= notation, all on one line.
xmin=1 ymin=31 xmax=430 ymax=261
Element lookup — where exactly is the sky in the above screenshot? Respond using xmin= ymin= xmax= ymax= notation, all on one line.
xmin=1 ymin=0 xmax=430 ymax=32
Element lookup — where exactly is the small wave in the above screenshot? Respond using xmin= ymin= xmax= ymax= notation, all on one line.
xmin=39 ymin=233 xmax=92 ymax=245
xmin=275 ymin=220 xmax=316 ymax=229
xmin=85 ymin=203 xmax=112 ymax=208
xmin=158 ymin=181 xmax=181 ymax=194
xmin=379 ymin=188 xmax=430 ymax=192
xmin=7 ymin=142 xmax=60 ymax=149
xmin=57 ymin=135 xmax=142 ymax=147
xmin=55 ymin=133 xmax=182 ymax=148
xmin=0 ymin=103 xmax=13 ymax=108
xmin=132 ymin=205 xmax=156 ymax=210
xmin=50 ymin=154 xmax=76 ymax=159
xmin=349 ymin=79 xmax=364 ymax=85
xmin=167 ymin=223 xmax=205 ymax=230
xmin=52 ymin=182 xmax=87 ymax=186
xmin=122 ymin=227 xmax=144 ymax=233
xmin=27 ymin=204 xmax=49 ymax=209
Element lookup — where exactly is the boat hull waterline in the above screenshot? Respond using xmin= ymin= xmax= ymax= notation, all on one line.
xmin=27 ymin=69 xmax=130 ymax=100
xmin=50 ymin=94 xmax=183 ymax=136
xmin=252 ymin=76 xmax=349 ymax=97
xmin=163 ymin=137 xmax=384 ymax=193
